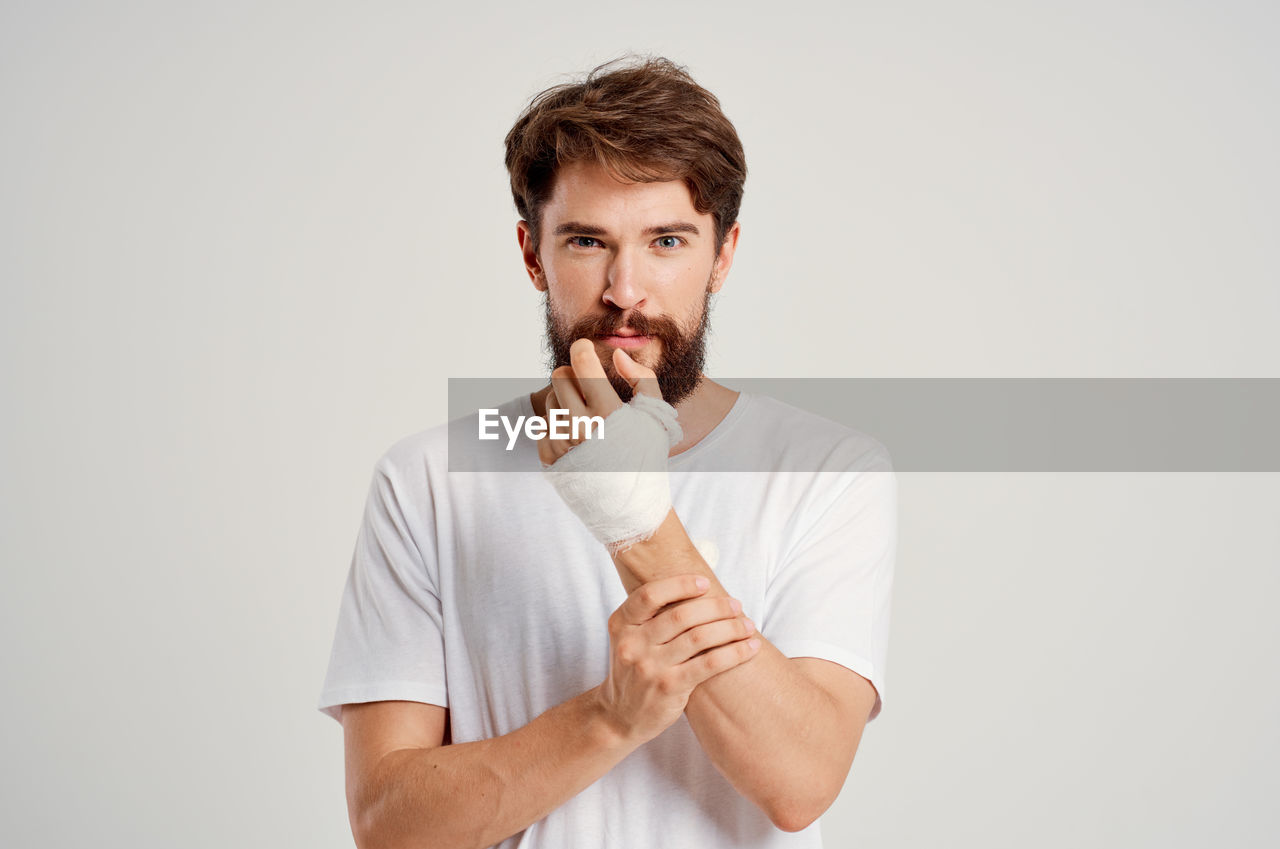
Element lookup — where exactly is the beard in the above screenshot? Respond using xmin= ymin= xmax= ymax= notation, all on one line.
xmin=542 ymin=279 xmax=714 ymax=406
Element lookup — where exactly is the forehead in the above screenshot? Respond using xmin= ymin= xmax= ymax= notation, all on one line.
xmin=542 ymin=160 xmax=704 ymax=227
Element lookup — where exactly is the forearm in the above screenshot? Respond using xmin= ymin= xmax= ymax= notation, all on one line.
xmin=356 ymin=686 xmax=636 ymax=849
xmin=611 ymin=510 xmax=848 ymax=830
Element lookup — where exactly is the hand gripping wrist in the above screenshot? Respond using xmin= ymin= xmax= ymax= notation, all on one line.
xmin=541 ymin=394 xmax=683 ymax=554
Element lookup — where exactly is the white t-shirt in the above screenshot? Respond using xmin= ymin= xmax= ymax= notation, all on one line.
xmin=318 ymin=389 xmax=898 ymax=848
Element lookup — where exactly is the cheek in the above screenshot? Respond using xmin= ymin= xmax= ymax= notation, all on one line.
xmin=545 ymin=261 xmax=601 ymax=296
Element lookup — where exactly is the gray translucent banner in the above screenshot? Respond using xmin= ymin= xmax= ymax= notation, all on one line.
xmin=447 ymin=378 xmax=1280 ymax=472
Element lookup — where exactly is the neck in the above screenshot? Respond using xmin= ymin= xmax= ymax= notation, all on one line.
xmin=529 ymin=375 xmax=739 ymax=458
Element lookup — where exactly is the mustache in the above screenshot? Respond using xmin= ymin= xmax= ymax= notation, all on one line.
xmin=566 ymin=312 xmax=680 ymax=344
xmin=542 ymin=290 xmax=713 ymax=406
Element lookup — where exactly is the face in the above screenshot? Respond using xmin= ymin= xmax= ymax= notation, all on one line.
xmin=518 ymin=159 xmax=740 ymax=405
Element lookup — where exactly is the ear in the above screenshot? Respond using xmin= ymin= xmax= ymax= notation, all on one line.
xmin=517 ymin=220 xmax=547 ymax=292
xmin=708 ymin=220 xmax=741 ymax=295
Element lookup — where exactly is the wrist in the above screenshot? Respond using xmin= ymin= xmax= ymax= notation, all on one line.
xmin=584 ymin=685 xmax=643 ymax=751
xmin=611 ymin=509 xmax=704 ymax=577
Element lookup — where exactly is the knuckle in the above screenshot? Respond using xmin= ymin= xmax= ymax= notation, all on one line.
xmin=718 ymin=642 xmax=749 ymax=667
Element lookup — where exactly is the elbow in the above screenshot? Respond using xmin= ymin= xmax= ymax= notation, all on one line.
xmin=350 ymin=798 xmax=376 ymax=849
xmin=351 ymin=814 xmax=391 ymax=849
xmin=352 ymin=808 xmax=438 ymax=849
xmin=766 ymin=787 xmax=838 ymax=833
xmin=762 ymin=778 xmax=844 ymax=834
xmin=355 ymin=822 xmax=457 ymax=849
xmin=351 ymin=793 xmax=398 ymax=849
xmin=353 ymin=826 xmax=442 ymax=849
xmin=769 ymin=803 xmax=820 ymax=834
xmin=765 ymin=743 xmax=855 ymax=831
xmin=355 ymin=802 xmax=477 ymax=849
xmin=350 ymin=753 xmax=451 ymax=849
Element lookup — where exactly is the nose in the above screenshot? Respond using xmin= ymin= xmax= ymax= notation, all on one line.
xmin=602 ymin=246 xmax=647 ymax=311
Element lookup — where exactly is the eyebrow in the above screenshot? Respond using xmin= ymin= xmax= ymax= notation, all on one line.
xmin=551 ymin=220 xmax=701 ymax=238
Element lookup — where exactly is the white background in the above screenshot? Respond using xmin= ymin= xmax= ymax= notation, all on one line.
xmin=2 ymin=1 xmax=1277 ymax=846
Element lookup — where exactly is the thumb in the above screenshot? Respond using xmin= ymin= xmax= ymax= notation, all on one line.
xmin=614 ymin=348 xmax=664 ymax=401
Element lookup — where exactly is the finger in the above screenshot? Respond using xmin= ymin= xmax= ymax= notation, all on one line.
xmin=665 ymin=616 xmax=757 ymax=665
xmin=545 ymin=387 xmax=571 ymax=444
xmin=645 ymin=595 xmax=744 ymax=645
xmin=538 ymin=433 xmax=568 ymax=466
xmin=550 ymin=366 xmax=588 ymax=420
xmin=613 ymin=348 xmax=664 ymax=401
xmin=676 ymin=636 xmax=761 ymax=687
xmin=538 ymin=388 xmax=566 ymax=465
xmin=620 ymin=574 xmax=710 ymax=626
xmin=569 ymin=338 xmax=621 ymax=413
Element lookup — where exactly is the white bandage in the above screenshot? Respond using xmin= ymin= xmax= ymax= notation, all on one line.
xmin=542 ymin=394 xmax=683 ymax=554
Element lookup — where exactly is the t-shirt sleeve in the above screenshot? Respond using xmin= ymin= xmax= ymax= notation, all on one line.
xmin=316 ymin=454 xmax=447 ymax=725
xmin=763 ymin=443 xmax=898 ymax=722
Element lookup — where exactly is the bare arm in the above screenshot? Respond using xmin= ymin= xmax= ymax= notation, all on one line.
xmin=344 ymin=577 xmax=759 ymax=849
xmin=533 ymin=345 xmax=877 ymax=829
xmin=345 ymin=688 xmax=633 ymax=849
xmin=610 ymin=509 xmax=878 ymax=832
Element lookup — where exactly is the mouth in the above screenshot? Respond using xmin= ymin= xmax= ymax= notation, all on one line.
xmin=596 ymin=333 xmax=651 ymax=349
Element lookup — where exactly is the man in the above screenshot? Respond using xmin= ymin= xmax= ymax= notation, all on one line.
xmin=318 ymin=55 xmax=897 ymax=848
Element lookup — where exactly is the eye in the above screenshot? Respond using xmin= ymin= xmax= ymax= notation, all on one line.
xmin=567 ymin=236 xmax=600 ymax=249
xmin=655 ymin=235 xmax=685 ymax=249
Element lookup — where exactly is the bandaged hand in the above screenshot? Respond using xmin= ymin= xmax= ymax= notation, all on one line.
xmin=539 ymin=339 xmax=683 ymax=554
xmin=542 ymin=393 xmax=683 ymax=553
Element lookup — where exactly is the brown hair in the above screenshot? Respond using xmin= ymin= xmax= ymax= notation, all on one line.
xmin=503 ymin=54 xmax=747 ymax=259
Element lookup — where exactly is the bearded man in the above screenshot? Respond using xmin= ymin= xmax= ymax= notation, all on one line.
xmin=319 ymin=54 xmax=898 ymax=849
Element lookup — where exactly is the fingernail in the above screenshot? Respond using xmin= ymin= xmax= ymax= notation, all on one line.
xmin=748 ymin=639 xmax=761 ymax=650
xmin=744 ymin=618 xmax=755 ymax=633
xmin=696 ymin=577 xmax=710 ymax=590
xmin=730 ymin=599 xmax=742 ymax=613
